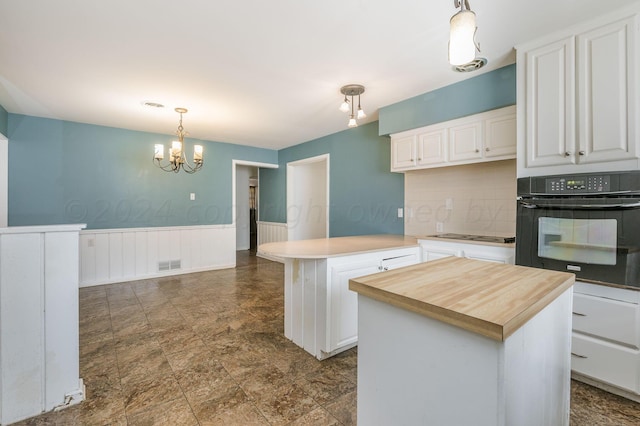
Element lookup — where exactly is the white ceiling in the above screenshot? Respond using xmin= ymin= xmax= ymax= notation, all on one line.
xmin=0 ymin=0 xmax=636 ymax=150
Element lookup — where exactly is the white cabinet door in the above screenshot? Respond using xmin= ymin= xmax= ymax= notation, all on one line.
xmin=484 ymin=109 xmax=517 ymax=158
xmin=577 ymin=16 xmax=637 ymax=164
xmin=417 ymin=128 xmax=447 ymax=166
xmin=572 ymin=293 xmax=639 ymax=348
xmin=391 ymin=135 xmax=417 ymax=169
xmin=523 ymin=36 xmax=576 ymax=168
xmin=327 ymin=260 xmax=380 ymax=353
xmin=422 ymin=247 xmax=462 ymax=262
xmin=449 ymin=120 xmax=483 ymax=162
xmin=571 ymin=334 xmax=639 ymax=393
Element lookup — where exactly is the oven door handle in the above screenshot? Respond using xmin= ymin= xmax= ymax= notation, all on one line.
xmin=519 ymin=200 xmax=640 ymax=210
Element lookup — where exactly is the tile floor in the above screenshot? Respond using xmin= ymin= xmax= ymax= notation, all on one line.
xmin=13 ymin=251 xmax=640 ymax=425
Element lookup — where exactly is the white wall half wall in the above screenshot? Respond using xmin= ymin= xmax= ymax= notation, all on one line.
xmin=256 ymin=221 xmax=288 ymax=263
xmin=80 ymin=224 xmax=235 ymax=287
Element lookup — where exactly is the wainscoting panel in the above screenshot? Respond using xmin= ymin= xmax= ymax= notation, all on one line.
xmin=257 ymin=221 xmax=288 ymax=263
xmin=80 ymin=225 xmax=236 ymax=287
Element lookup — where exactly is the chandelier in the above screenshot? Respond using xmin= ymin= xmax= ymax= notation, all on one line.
xmin=153 ymin=108 xmax=203 ymax=174
xmin=449 ymin=0 xmax=487 ymax=71
xmin=338 ymin=84 xmax=366 ymax=128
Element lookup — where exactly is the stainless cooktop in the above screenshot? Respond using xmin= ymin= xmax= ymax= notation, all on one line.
xmin=429 ymin=233 xmax=515 ymax=244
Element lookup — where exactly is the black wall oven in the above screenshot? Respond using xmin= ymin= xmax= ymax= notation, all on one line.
xmin=516 ymin=170 xmax=640 ymax=288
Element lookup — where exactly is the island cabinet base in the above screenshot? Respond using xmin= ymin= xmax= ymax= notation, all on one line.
xmin=283 ymin=247 xmax=420 ymax=360
xmin=357 ymin=288 xmax=573 ymax=426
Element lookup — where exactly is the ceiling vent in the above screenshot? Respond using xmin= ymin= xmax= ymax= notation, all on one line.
xmin=453 ymin=57 xmax=487 ymax=73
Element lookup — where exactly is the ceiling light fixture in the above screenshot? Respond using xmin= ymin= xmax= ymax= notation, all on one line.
xmin=153 ymin=108 xmax=203 ymax=174
xmin=339 ymin=84 xmax=366 ymax=128
xmin=449 ymin=0 xmax=487 ymax=71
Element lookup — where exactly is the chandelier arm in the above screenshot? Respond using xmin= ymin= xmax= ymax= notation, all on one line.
xmin=153 ymin=157 xmax=181 ymax=173
xmin=180 ymin=154 xmax=203 ymax=173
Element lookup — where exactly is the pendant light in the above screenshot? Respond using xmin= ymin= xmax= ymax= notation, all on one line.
xmin=339 ymin=84 xmax=366 ymax=128
xmin=449 ymin=0 xmax=482 ymax=67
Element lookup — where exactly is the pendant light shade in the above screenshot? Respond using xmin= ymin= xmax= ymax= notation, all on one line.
xmin=449 ymin=9 xmax=477 ymax=66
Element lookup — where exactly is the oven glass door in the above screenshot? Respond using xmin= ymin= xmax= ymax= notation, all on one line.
xmin=538 ymin=217 xmax=617 ymax=265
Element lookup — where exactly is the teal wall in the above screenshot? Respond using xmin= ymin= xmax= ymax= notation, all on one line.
xmin=378 ymin=63 xmax=516 ymax=135
xmin=0 ymin=104 xmax=7 ymax=137
xmin=8 ymin=114 xmax=277 ymax=228
xmin=259 ymin=121 xmax=404 ymax=237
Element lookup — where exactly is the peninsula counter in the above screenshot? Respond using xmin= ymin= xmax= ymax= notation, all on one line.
xmin=259 ymin=235 xmax=420 ymax=359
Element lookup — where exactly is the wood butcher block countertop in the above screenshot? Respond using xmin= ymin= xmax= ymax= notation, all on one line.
xmin=258 ymin=234 xmax=418 ymax=259
xmin=349 ymin=257 xmax=575 ymax=341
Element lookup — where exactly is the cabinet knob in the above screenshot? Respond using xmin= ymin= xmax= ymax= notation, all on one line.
xmin=485 ymin=147 xmax=490 ymax=152
xmin=417 ymin=157 xmax=422 ymax=161
xmin=383 ymin=266 xmax=389 ymax=271
xmin=564 ymin=152 xmax=571 ymax=157
xmin=578 ymin=151 xmax=585 ymax=156
xmin=475 ymin=149 xmax=479 ymax=153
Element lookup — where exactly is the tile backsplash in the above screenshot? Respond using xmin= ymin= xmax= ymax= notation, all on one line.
xmin=404 ymin=159 xmax=516 ymax=237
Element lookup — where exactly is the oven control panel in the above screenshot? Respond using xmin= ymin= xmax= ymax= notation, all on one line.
xmin=546 ymin=175 xmax=610 ymax=193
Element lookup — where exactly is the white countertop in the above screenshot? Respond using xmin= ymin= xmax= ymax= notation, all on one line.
xmin=258 ymin=234 xmax=418 ymax=259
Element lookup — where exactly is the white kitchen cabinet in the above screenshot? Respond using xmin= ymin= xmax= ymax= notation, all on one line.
xmin=391 ymin=127 xmax=448 ymax=169
xmin=571 ymin=281 xmax=640 ymax=400
xmin=328 ymin=259 xmax=381 ymax=353
xmin=390 ymin=105 xmax=516 ymax=172
xmin=516 ymin=7 xmax=640 ymax=177
xmin=418 ymin=238 xmax=515 ymax=265
xmin=284 ymin=246 xmax=420 ymax=360
xmin=449 ymin=120 xmax=483 ymax=162
xmin=391 ymin=134 xmax=418 ymax=169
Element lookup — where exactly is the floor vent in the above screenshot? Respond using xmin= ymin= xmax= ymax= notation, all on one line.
xmin=158 ymin=260 xmax=181 ymax=271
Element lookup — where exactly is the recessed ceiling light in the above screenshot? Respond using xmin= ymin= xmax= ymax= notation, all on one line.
xmin=141 ymin=101 xmax=165 ymax=108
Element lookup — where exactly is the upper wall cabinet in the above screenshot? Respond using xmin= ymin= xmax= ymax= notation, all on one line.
xmin=390 ymin=105 xmax=516 ymax=172
xmin=516 ymin=7 xmax=640 ymax=177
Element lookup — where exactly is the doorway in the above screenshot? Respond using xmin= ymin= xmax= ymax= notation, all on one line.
xmin=235 ymin=165 xmax=258 ymax=251
xmin=0 ymin=133 xmax=7 ymax=227
xmin=287 ymin=154 xmax=329 ymax=240
xmin=232 ymin=160 xmax=279 ymax=253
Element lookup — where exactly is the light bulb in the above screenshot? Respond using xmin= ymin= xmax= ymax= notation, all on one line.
xmin=348 ymin=116 xmax=358 ymax=128
xmin=339 ymin=97 xmax=350 ymax=113
xmin=357 ymin=107 xmax=366 ymax=120
xmin=449 ymin=9 xmax=477 ymax=66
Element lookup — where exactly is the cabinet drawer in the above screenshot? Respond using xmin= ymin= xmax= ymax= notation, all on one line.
xmin=572 ymin=293 xmax=639 ymax=348
xmin=571 ymin=334 xmax=639 ymax=393
xmin=381 ymin=253 xmax=419 ymax=270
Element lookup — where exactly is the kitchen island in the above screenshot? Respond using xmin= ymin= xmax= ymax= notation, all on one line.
xmin=258 ymin=234 xmax=420 ymax=359
xmin=350 ymin=256 xmax=575 ymax=426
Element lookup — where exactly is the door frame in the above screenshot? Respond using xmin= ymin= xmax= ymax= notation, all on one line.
xmin=0 ymin=133 xmax=7 ymax=227
xmin=231 ymin=159 xmax=278 ymax=232
xmin=286 ymin=154 xmax=330 ymax=240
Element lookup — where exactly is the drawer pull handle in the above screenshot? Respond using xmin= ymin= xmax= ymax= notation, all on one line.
xmin=571 ymin=352 xmax=588 ymax=359
xmin=572 ymin=312 xmax=586 ymax=317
